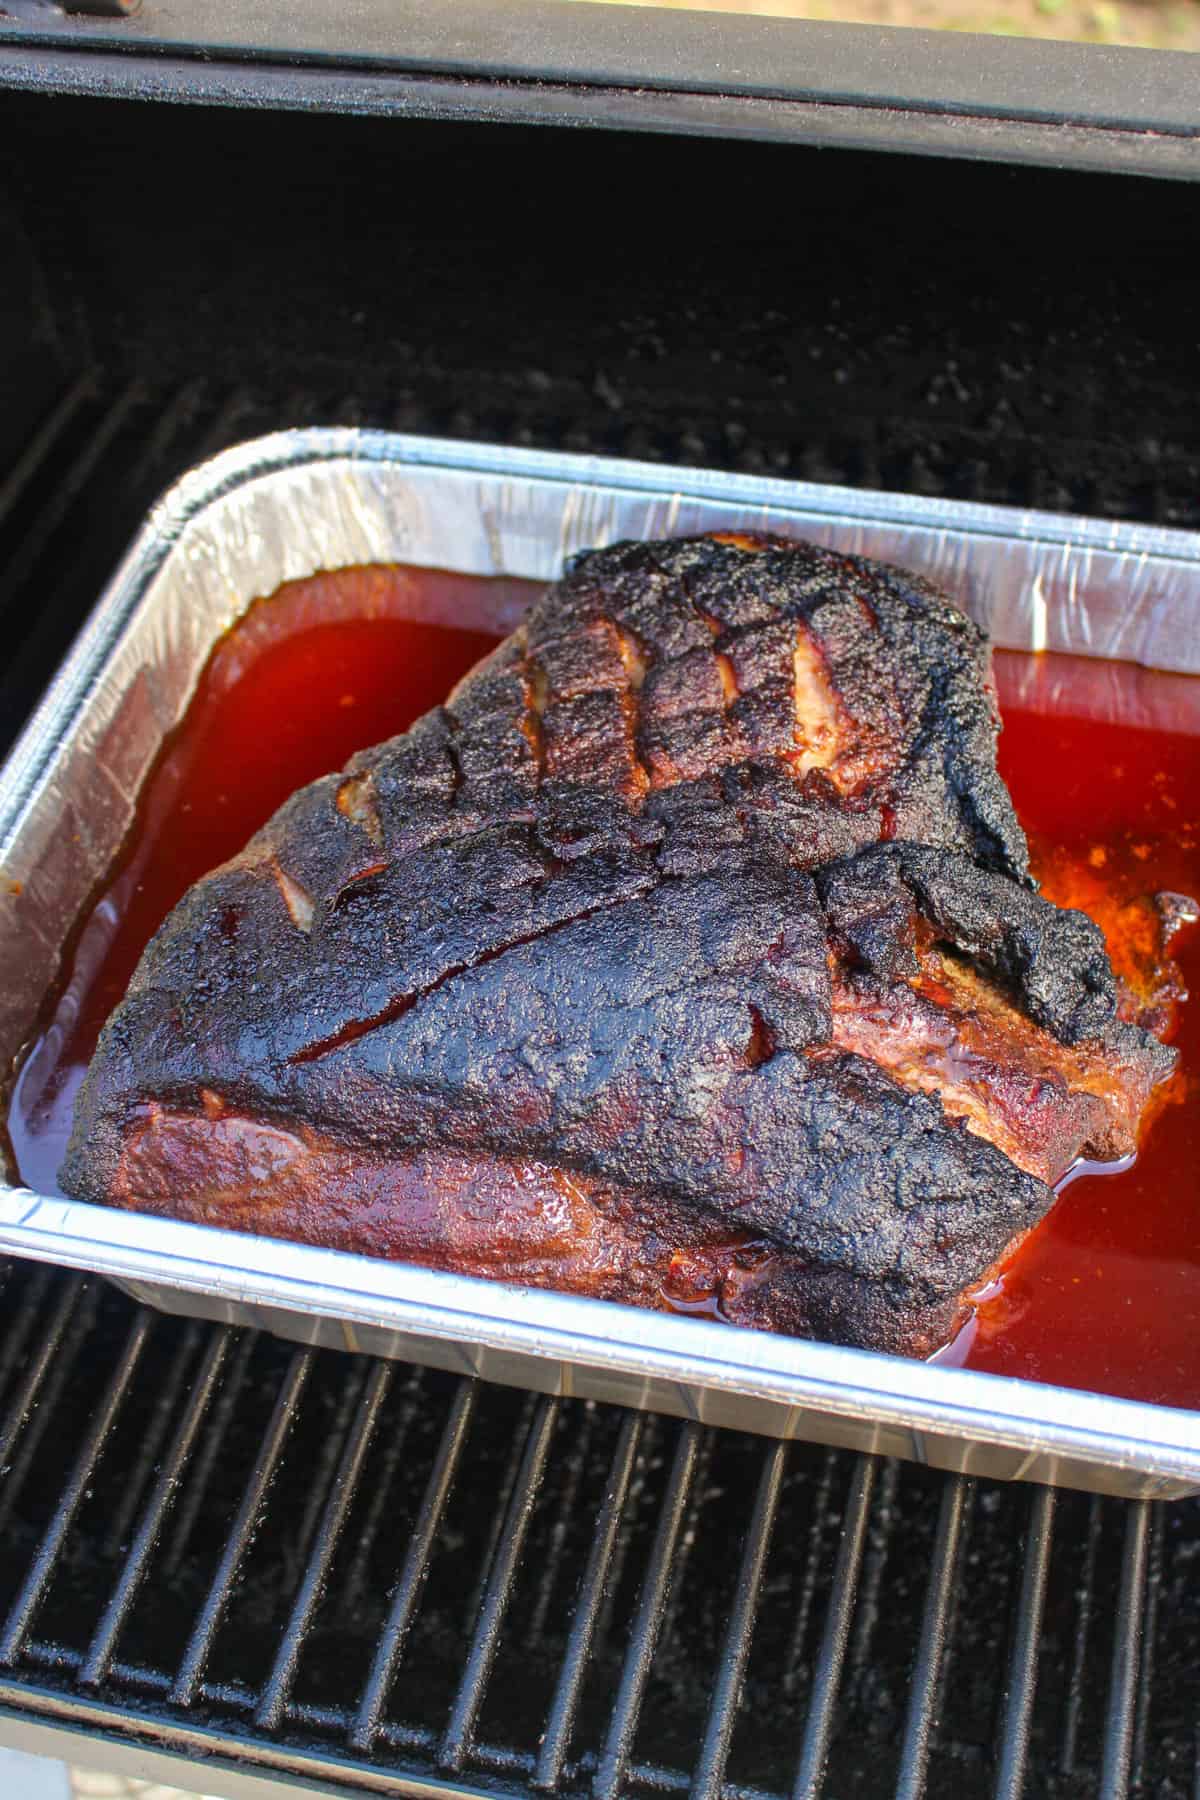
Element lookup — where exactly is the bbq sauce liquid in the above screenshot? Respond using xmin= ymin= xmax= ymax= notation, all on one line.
xmin=933 ymin=652 xmax=1200 ymax=1405
xmin=8 ymin=569 xmax=1200 ymax=1406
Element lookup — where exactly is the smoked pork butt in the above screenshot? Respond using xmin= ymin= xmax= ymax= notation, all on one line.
xmin=61 ymin=535 xmax=1175 ymax=1356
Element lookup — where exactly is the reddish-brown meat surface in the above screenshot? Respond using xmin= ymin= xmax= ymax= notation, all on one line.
xmin=62 ymin=535 xmax=1177 ymax=1356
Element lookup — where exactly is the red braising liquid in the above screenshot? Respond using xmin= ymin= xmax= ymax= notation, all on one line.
xmin=7 ymin=566 xmax=517 ymax=1204
xmin=7 ymin=572 xmax=1200 ymax=1406
xmin=933 ymin=652 xmax=1200 ymax=1405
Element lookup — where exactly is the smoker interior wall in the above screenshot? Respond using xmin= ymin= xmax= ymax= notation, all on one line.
xmin=0 ymin=90 xmax=1197 ymax=527
xmin=0 ymin=182 xmax=69 ymax=472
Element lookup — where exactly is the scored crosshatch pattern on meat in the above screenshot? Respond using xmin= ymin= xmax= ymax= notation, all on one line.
xmin=60 ymin=535 xmax=1176 ymax=1358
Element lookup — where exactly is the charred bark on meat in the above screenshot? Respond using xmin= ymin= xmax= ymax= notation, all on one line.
xmin=62 ymin=536 xmax=1176 ymax=1356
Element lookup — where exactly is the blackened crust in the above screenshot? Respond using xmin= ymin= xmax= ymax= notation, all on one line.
xmin=61 ymin=536 xmax=1173 ymax=1356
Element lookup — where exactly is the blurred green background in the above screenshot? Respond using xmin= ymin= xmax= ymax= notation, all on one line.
xmin=573 ymin=0 xmax=1199 ymax=52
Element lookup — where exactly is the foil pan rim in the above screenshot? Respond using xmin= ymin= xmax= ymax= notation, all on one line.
xmin=152 ymin=427 xmax=1200 ymax=563
xmin=2 ymin=1185 xmax=1198 ymax=1488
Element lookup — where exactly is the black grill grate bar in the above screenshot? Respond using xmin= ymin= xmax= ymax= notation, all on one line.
xmin=0 ymin=1267 xmax=79 ymax=1469
xmin=690 ymin=1437 xmax=789 ymax=1800
xmin=13 ymin=1626 xmax=818 ymax=1800
xmin=993 ymin=1484 xmax=1057 ymax=1800
xmin=1059 ymin=1492 xmax=1103 ymax=1775
xmin=0 ymin=372 xmax=95 ymax=531
xmin=439 ymin=1393 xmax=561 ymax=1773
xmin=350 ymin=1376 xmax=478 ymax=1753
xmin=792 ymin=1454 xmax=878 ymax=1800
xmin=527 ymin=1403 xmax=598 ymax=1647
xmin=158 ymin=1324 xmax=257 ymax=1576
xmin=160 ymin=1325 xmax=259 ymax=1578
xmin=1099 ymin=1499 xmax=1151 ymax=1800
xmin=0 ymin=1305 xmax=153 ymax=1667
xmin=23 ymin=1639 xmax=174 ymax=1692
xmin=0 ymin=1278 xmax=100 ymax=1532
xmin=534 ymin=1409 xmax=645 ymax=1793
xmin=783 ymin=1446 xmax=839 ymax=1692
xmin=102 ymin=1319 xmax=204 ymax=1559
xmin=624 ymin=1761 xmax=776 ymax=1800
xmin=2 ymin=1668 xmax=781 ymax=1800
xmin=0 ymin=1262 xmax=52 ymax=1404
xmin=170 ymin=1346 xmax=314 ymax=1708
xmin=79 ymin=1326 xmax=235 ymax=1688
xmin=12 ymin=1630 xmax=792 ymax=1799
xmin=594 ymin=1415 xmax=666 ymax=1651
xmin=344 ymin=1366 xmax=429 ymax=1607
xmin=931 ymin=1468 xmax=974 ymax=1749
xmin=845 ymin=1455 xmax=900 ymax=1704
xmin=894 ymin=1474 xmax=974 ymax=1800
xmin=464 ymin=1388 xmax=540 ymax=1637
xmin=0 ymin=1674 xmax=448 ymax=1800
xmin=658 ymin=1426 xmax=717 ymax=1662
xmin=289 ymin=1359 xmax=371 ymax=1586
xmin=256 ymin=1357 xmax=395 ymax=1731
xmin=0 ymin=382 xmax=147 ymax=602
xmin=593 ymin=1422 xmax=707 ymax=1800
xmin=1130 ymin=1504 xmax=1163 ymax=1793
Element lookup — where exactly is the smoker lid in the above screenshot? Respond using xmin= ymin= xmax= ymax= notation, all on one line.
xmin=0 ymin=0 xmax=1198 ymax=183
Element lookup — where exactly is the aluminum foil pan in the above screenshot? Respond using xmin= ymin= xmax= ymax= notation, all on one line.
xmin=2 ymin=430 xmax=1199 ymax=1500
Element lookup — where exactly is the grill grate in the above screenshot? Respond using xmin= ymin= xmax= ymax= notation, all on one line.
xmin=1 ymin=1264 xmax=1199 ymax=1800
